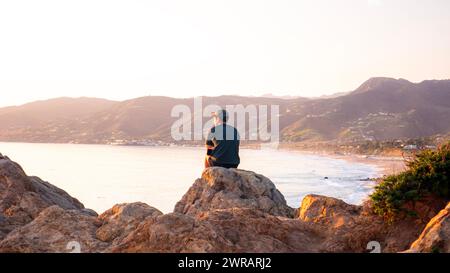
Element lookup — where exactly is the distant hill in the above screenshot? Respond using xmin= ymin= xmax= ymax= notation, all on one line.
xmin=0 ymin=97 xmax=117 ymax=128
xmin=0 ymin=78 xmax=449 ymax=144
xmin=0 ymin=97 xmax=118 ymax=142
xmin=282 ymin=78 xmax=450 ymax=142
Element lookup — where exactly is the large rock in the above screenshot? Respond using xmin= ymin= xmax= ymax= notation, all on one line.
xmin=110 ymin=168 xmax=316 ymax=253
xmin=0 ymin=206 xmax=107 ymax=253
xmin=297 ymin=194 xmax=446 ymax=252
xmin=196 ymin=208 xmax=322 ymax=253
xmin=0 ymin=156 xmax=85 ymax=239
xmin=297 ymin=194 xmax=377 ymax=252
xmin=174 ymin=167 xmax=295 ymax=218
xmin=110 ymin=212 xmax=231 ymax=253
xmin=298 ymin=194 xmax=361 ymax=228
xmin=96 ymin=202 xmax=162 ymax=243
xmin=111 ymin=208 xmax=321 ymax=253
xmin=405 ymin=202 xmax=450 ymax=253
xmin=1 ymin=155 xmax=448 ymax=253
xmin=0 ymin=202 xmax=162 ymax=253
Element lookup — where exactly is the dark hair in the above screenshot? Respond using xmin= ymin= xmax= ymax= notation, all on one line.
xmin=218 ymin=109 xmax=228 ymax=123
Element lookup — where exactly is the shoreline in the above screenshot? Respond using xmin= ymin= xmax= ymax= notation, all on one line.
xmin=327 ymin=153 xmax=406 ymax=177
xmin=277 ymin=147 xmax=406 ymax=178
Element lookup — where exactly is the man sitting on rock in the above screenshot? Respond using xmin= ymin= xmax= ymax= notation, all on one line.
xmin=204 ymin=109 xmax=240 ymax=169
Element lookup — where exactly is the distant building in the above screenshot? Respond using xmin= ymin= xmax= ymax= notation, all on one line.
xmin=424 ymin=145 xmax=437 ymax=150
xmin=403 ymin=144 xmax=418 ymax=150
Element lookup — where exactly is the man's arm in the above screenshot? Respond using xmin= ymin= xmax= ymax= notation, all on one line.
xmin=205 ymin=129 xmax=215 ymax=155
xmin=206 ymin=143 xmax=214 ymax=155
xmin=204 ymin=129 xmax=215 ymax=168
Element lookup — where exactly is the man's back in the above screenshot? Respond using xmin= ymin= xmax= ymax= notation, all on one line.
xmin=206 ymin=124 xmax=240 ymax=166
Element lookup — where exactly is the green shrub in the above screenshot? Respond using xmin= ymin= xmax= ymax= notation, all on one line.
xmin=370 ymin=141 xmax=450 ymax=222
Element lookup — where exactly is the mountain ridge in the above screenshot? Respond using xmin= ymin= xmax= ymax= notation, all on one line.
xmin=0 ymin=77 xmax=449 ymax=144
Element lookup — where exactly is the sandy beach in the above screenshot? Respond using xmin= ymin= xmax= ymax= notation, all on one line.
xmin=278 ymin=148 xmax=406 ymax=178
xmin=327 ymin=154 xmax=406 ymax=177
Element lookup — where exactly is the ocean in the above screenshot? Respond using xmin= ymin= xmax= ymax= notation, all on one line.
xmin=0 ymin=142 xmax=380 ymax=213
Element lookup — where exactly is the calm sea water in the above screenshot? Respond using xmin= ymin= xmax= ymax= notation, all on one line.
xmin=0 ymin=142 xmax=380 ymax=213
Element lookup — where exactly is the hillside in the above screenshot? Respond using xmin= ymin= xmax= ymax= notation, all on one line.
xmin=0 ymin=97 xmax=117 ymax=124
xmin=0 ymin=78 xmax=449 ymax=144
xmin=282 ymin=78 xmax=450 ymax=142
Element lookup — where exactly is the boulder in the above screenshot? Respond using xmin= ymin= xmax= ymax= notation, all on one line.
xmin=111 ymin=208 xmax=321 ymax=253
xmin=109 ymin=169 xmax=317 ymax=253
xmin=405 ymin=202 xmax=450 ymax=253
xmin=0 ymin=156 xmax=84 ymax=239
xmin=298 ymin=194 xmax=361 ymax=228
xmin=174 ymin=167 xmax=294 ymax=218
xmin=0 ymin=206 xmax=107 ymax=253
xmin=195 ymin=208 xmax=322 ymax=253
xmin=296 ymin=195 xmax=446 ymax=252
xmin=96 ymin=202 xmax=162 ymax=243
xmin=296 ymin=195 xmax=376 ymax=252
xmin=110 ymin=212 xmax=230 ymax=253
xmin=1 ymin=155 xmax=448 ymax=253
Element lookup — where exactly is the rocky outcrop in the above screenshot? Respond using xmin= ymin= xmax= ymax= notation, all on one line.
xmin=0 ymin=206 xmax=105 ymax=253
xmin=111 ymin=212 xmax=231 ymax=253
xmin=0 ymin=202 xmax=164 ymax=253
xmin=0 ymin=154 xmax=448 ymax=253
xmin=405 ymin=202 xmax=450 ymax=253
xmin=112 ymin=168 xmax=309 ymax=253
xmin=297 ymin=194 xmax=446 ymax=252
xmin=175 ymin=168 xmax=294 ymax=218
xmin=0 ymin=155 xmax=85 ymax=240
xmin=96 ymin=202 xmax=162 ymax=244
xmin=298 ymin=194 xmax=361 ymax=227
xmin=111 ymin=208 xmax=321 ymax=253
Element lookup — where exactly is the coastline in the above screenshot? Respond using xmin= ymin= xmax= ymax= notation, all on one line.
xmin=327 ymin=153 xmax=406 ymax=177
xmin=277 ymin=147 xmax=406 ymax=178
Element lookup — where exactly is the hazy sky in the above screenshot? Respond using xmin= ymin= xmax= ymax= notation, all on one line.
xmin=1 ymin=0 xmax=449 ymax=106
